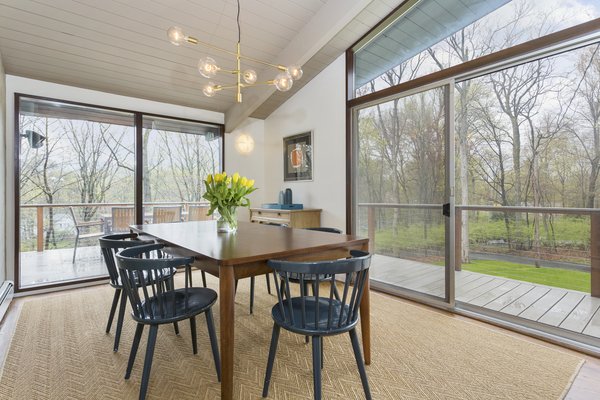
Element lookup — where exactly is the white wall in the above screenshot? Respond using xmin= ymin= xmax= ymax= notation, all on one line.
xmin=224 ymin=118 xmax=266 ymax=222
xmin=263 ymin=54 xmax=346 ymax=230
xmin=4 ymin=76 xmax=225 ymax=282
xmin=0 ymin=53 xmax=6 ymax=282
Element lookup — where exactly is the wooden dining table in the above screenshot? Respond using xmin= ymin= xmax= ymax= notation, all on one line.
xmin=130 ymin=220 xmax=371 ymax=400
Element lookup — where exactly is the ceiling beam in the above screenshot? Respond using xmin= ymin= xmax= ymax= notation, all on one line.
xmin=223 ymin=0 xmax=374 ymax=132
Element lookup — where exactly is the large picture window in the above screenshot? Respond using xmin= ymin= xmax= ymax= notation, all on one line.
xmin=16 ymin=95 xmax=223 ymax=291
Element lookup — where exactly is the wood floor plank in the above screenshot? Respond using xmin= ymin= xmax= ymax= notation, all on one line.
xmin=560 ymin=296 xmax=600 ymax=333
xmin=484 ymin=283 xmax=535 ymax=311
xmin=500 ymin=286 xmax=550 ymax=316
xmin=538 ymin=292 xmax=586 ymax=327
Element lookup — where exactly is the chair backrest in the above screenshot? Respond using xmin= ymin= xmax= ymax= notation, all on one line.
xmin=153 ymin=206 xmax=182 ymax=224
xmin=305 ymin=227 xmax=343 ymax=234
xmin=268 ymin=250 xmax=371 ymax=334
xmin=187 ymin=205 xmax=212 ymax=221
xmin=99 ymin=233 xmax=155 ymax=286
xmin=112 ymin=207 xmax=136 ymax=232
xmin=116 ymin=243 xmax=194 ymax=322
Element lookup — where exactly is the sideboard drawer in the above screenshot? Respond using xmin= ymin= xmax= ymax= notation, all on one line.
xmin=249 ymin=208 xmax=321 ymax=228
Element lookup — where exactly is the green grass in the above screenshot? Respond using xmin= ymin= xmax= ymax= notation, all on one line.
xmin=460 ymin=260 xmax=590 ymax=293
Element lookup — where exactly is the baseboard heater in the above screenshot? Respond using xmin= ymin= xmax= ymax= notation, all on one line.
xmin=0 ymin=281 xmax=14 ymax=323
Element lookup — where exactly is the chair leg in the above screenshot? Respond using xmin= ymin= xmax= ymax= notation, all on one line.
xmin=303 ymin=281 xmax=311 ymax=343
xmin=262 ymin=324 xmax=281 ymax=398
xmin=190 ymin=316 xmax=198 ymax=355
xmin=114 ymin=288 xmax=128 ymax=352
xmin=167 ymin=278 xmax=179 ymax=335
xmin=106 ymin=289 xmax=121 ymax=333
xmin=205 ymin=309 xmax=221 ymax=382
xmin=201 ymin=271 xmax=207 ymax=288
xmin=320 ymin=337 xmax=324 ymax=370
xmin=250 ymin=276 xmax=255 ymax=314
xmin=312 ymin=336 xmax=322 ymax=400
xmin=72 ymin=234 xmax=79 ymax=264
xmin=349 ymin=328 xmax=372 ymax=400
xmin=139 ymin=325 xmax=159 ymax=400
xmin=265 ymin=274 xmax=272 ymax=295
xmin=125 ymin=323 xmax=144 ymax=379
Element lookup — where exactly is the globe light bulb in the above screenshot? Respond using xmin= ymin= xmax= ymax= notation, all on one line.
xmin=203 ymin=82 xmax=217 ymax=97
xmin=198 ymin=57 xmax=219 ymax=78
xmin=274 ymin=72 xmax=293 ymax=92
xmin=167 ymin=26 xmax=186 ymax=46
xmin=287 ymin=65 xmax=303 ymax=80
xmin=243 ymin=69 xmax=257 ymax=84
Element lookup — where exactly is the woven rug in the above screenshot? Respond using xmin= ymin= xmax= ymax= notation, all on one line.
xmin=0 ymin=271 xmax=583 ymax=399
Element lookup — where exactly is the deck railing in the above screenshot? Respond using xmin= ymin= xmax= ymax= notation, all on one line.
xmin=21 ymin=201 xmax=209 ymax=252
xmin=358 ymin=203 xmax=600 ymax=297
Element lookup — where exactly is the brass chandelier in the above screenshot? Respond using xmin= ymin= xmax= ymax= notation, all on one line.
xmin=167 ymin=0 xmax=303 ymax=103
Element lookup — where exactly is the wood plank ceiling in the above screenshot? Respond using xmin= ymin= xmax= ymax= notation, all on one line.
xmin=0 ymin=0 xmax=402 ymax=130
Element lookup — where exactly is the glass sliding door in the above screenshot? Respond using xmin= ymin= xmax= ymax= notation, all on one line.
xmin=17 ymin=96 xmax=135 ymax=289
xmin=354 ymin=83 xmax=454 ymax=303
xmin=142 ymin=116 xmax=223 ymax=223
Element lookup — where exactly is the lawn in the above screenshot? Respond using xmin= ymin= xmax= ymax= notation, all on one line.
xmin=460 ymin=260 xmax=590 ymax=293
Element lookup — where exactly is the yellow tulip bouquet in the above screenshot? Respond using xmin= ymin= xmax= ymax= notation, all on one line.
xmin=203 ymin=172 xmax=257 ymax=232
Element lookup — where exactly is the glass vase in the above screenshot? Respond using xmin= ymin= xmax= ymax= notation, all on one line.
xmin=216 ymin=207 xmax=238 ymax=233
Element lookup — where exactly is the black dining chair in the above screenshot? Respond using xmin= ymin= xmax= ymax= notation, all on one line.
xmin=116 ymin=243 xmax=221 ymax=400
xmin=262 ymin=250 xmax=372 ymax=400
xmin=278 ymin=227 xmax=343 ymax=343
xmin=99 ymin=233 xmax=179 ymax=352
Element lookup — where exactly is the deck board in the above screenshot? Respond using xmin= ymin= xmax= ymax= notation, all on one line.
xmin=560 ymin=296 xmax=600 ymax=333
xmin=501 ymin=286 xmax=550 ymax=316
xmin=537 ymin=292 xmax=586 ymax=327
xmin=484 ymin=283 xmax=535 ymax=311
xmin=582 ymin=307 xmax=600 ymax=337
xmin=469 ymin=280 xmax=521 ymax=307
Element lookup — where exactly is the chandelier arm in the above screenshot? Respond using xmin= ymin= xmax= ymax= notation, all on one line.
xmin=214 ymin=80 xmax=277 ymax=91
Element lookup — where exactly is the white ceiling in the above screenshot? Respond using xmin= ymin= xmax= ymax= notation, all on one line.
xmin=0 ymin=0 xmax=401 ymax=130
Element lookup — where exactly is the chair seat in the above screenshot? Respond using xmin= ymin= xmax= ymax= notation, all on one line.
xmin=271 ymin=297 xmax=353 ymax=335
xmin=133 ymin=287 xmax=217 ymax=324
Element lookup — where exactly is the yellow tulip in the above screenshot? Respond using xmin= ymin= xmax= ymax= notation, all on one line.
xmin=247 ymin=179 xmax=255 ymax=187
xmin=226 ymin=177 xmax=232 ymax=185
xmin=232 ymin=172 xmax=240 ymax=183
xmin=240 ymin=177 xmax=248 ymax=186
xmin=222 ymin=171 xmax=227 ymax=177
xmin=215 ymin=173 xmax=223 ymax=182
xmin=206 ymin=174 xmax=213 ymax=184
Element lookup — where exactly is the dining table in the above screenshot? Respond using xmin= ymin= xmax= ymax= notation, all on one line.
xmin=130 ymin=220 xmax=371 ymax=400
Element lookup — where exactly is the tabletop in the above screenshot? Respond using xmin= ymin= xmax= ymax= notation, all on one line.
xmin=130 ymin=221 xmax=368 ymax=265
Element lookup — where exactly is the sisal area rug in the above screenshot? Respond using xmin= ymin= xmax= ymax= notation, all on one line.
xmin=0 ymin=271 xmax=584 ymax=399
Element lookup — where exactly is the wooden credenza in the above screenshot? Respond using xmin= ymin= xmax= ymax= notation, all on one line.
xmin=249 ymin=208 xmax=321 ymax=228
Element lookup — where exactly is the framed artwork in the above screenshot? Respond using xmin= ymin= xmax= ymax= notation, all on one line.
xmin=283 ymin=131 xmax=313 ymax=181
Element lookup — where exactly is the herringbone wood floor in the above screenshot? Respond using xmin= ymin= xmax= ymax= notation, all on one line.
xmin=0 ymin=271 xmax=585 ymax=399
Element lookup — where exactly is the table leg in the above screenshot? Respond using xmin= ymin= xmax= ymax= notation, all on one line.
xmin=219 ymin=265 xmax=235 ymax=400
xmin=359 ymin=270 xmax=371 ymax=365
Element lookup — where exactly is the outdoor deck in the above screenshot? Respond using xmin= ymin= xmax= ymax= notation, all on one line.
xmin=371 ymin=254 xmax=600 ymax=339
xmin=19 ymin=248 xmax=600 ymax=340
